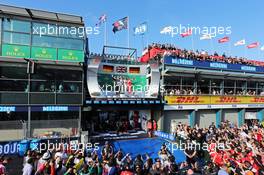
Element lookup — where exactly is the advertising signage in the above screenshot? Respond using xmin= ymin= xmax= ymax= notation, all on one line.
xmin=2 ymin=44 xmax=30 ymax=58
xmin=165 ymin=95 xmax=264 ymax=105
xmin=58 ymin=49 xmax=84 ymax=62
xmin=31 ymin=47 xmax=57 ymax=61
xmin=164 ymin=56 xmax=263 ymax=73
xmin=1 ymin=44 xmax=84 ymax=62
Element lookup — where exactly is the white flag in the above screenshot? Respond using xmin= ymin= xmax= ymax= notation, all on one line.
xmin=200 ymin=34 xmax=213 ymax=40
xmin=234 ymin=39 xmax=246 ymax=46
xmin=261 ymin=45 xmax=264 ymax=51
xmin=160 ymin=26 xmax=173 ymax=34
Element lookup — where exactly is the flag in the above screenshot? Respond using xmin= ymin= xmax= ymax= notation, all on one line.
xmin=247 ymin=42 xmax=259 ymax=49
xmin=200 ymin=34 xmax=213 ymax=40
xmin=218 ymin=36 xmax=230 ymax=43
xmin=234 ymin=39 xmax=246 ymax=46
xmin=261 ymin=45 xmax=264 ymax=51
xmin=160 ymin=26 xmax=173 ymax=34
xmin=181 ymin=29 xmax=192 ymax=38
xmin=134 ymin=22 xmax=147 ymax=35
xmin=112 ymin=17 xmax=128 ymax=33
xmin=96 ymin=14 xmax=107 ymax=26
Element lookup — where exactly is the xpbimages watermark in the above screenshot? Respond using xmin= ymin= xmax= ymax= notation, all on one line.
xmin=160 ymin=24 xmax=232 ymax=38
xmin=32 ymin=24 xmax=100 ymax=37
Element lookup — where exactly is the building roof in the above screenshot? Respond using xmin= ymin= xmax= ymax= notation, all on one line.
xmin=0 ymin=4 xmax=83 ymax=25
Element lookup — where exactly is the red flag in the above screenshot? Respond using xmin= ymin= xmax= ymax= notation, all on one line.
xmin=218 ymin=36 xmax=230 ymax=43
xmin=181 ymin=29 xmax=192 ymax=37
xmin=247 ymin=42 xmax=259 ymax=49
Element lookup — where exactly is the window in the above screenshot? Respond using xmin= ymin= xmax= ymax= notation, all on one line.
xmin=247 ymin=81 xmax=257 ymax=95
xmin=32 ymin=22 xmax=57 ymax=36
xmin=258 ymin=82 xmax=264 ymax=95
xmin=224 ymin=80 xmax=235 ymax=95
xmin=32 ymin=35 xmax=84 ymax=50
xmin=0 ymin=66 xmax=28 ymax=79
xmin=3 ymin=19 xmax=30 ymax=33
xmin=32 ymin=35 xmax=56 ymax=48
xmin=182 ymin=77 xmax=195 ymax=95
xmin=56 ymin=37 xmax=84 ymax=50
xmin=3 ymin=32 xmax=30 ymax=45
xmin=211 ymin=79 xmax=222 ymax=95
xmin=236 ymin=80 xmax=246 ymax=95
xmin=0 ymin=80 xmax=28 ymax=92
xmin=197 ymin=79 xmax=210 ymax=94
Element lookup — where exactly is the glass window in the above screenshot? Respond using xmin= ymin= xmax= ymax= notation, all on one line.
xmin=32 ymin=35 xmax=84 ymax=50
xmin=3 ymin=32 xmax=30 ymax=45
xmin=32 ymin=35 xmax=56 ymax=48
xmin=55 ymin=70 xmax=82 ymax=81
xmin=211 ymin=79 xmax=222 ymax=95
xmin=197 ymin=79 xmax=210 ymax=94
xmin=0 ymin=66 xmax=28 ymax=79
xmin=3 ymin=19 xmax=30 ymax=33
xmin=224 ymin=80 xmax=235 ymax=95
xmin=0 ymin=80 xmax=28 ymax=92
xmin=56 ymin=38 xmax=84 ymax=50
xmin=182 ymin=77 xmax=195 ymax=95
xmin=57 ymin=26 xmax=81 ymax=38
xmin=56 ymin=81 xmax=82 ymax=93
xmin=32 ymin=22 xmax=57 ymax=36
xmin=247 ymin=81 xmax=257 ymax=96
xmin=30 ymin=80 xmax=55 ymax=92
xmin=258 ymin=82 xmax=264 ymax=95
xmin=236 ymin=80 xmax=246 ymax=95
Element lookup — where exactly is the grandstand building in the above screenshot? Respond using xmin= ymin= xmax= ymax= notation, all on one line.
xmin=0 ymin=4 xmax=86 ymax=141
xmin=158 ymin=51 xmax=264 ymax=132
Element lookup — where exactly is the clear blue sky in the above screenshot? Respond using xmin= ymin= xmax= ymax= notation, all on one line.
xmin=1 ymin=0 xmax=264 ymax=60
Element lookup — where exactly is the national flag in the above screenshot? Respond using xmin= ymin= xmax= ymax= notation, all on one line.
xmin=234 ymin=39 xmax=246 ymax=46
xmin=96 ymin=14 xmax=107 ymax=26
xmin=134 ymin=22 xmax=147 ymax=35
xmin=112 ymin=17 xmax=128 ymax=33
xmin=160 ymin=26 xmax=173 ymax=34
xmin=218 ymin=36 xmax=230 ymax=43
xmin=261 ymin=45 xmax=264 ymax=51
xmin=116 ymin=66 xmax=127 ymax=73
xmin=247 ymin=42 xmax=259 ymax=49
xmin=200 ymin=34 xmax=213 ymax=40
xmin=181 ymin=29 xmax=192 ymax=38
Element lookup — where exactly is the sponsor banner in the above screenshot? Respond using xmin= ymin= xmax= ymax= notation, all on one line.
xmin=164 ymin=56 xmax=263 ymax=73
xmin=165 ymin=96 xmax=264 ymax=105
xmin=0 ymin=141 xmax=20 ymax=155
xmin=2 ymin=44 xmax=30 ymax=58
xmin=31 ymin=47 xmax=57 ymax=60
xmin=58 ymin=49 xmax=84 ymax=62
xmin=154 ymin=131 xmax=175 ymax=141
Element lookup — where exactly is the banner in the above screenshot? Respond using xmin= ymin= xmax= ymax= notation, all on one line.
xmin=58 ymin=49 xmax=84 ymax=62
xmin=31 ymin=47 xmax=57 ymax=60
xmin=2 ymin=44 xmax=30 ymax=58
xmin=165 ymin=96 xmax=264 ymax=105
xmin=164 ymin=57 xmax=264 ymax=73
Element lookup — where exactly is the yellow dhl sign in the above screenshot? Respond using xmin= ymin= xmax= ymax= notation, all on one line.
xmin=165 ymin=96 xmax=264 ymax=105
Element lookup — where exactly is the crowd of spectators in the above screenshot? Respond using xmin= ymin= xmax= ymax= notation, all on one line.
xmin=142 ymin=43 xmax=264 ymax=67
xmin=172 ymin=121 xmax=264 ymax=175
xmin=0 ymin=120 xmax=262 ymax=174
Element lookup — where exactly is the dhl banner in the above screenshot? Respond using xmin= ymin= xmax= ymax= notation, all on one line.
xmin=165 ymin=96 xmax=264 ymax=105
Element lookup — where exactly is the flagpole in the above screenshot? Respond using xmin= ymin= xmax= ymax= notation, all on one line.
xmin=191 ymin=34 xmax=194 ymax=51
xmin=104 ymin=19 xmax=107 ymax=46
xmin=228 ymin=41 xmax=231 ymax=56
xmin=127 ymin=16 xmax=130 ymax=57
